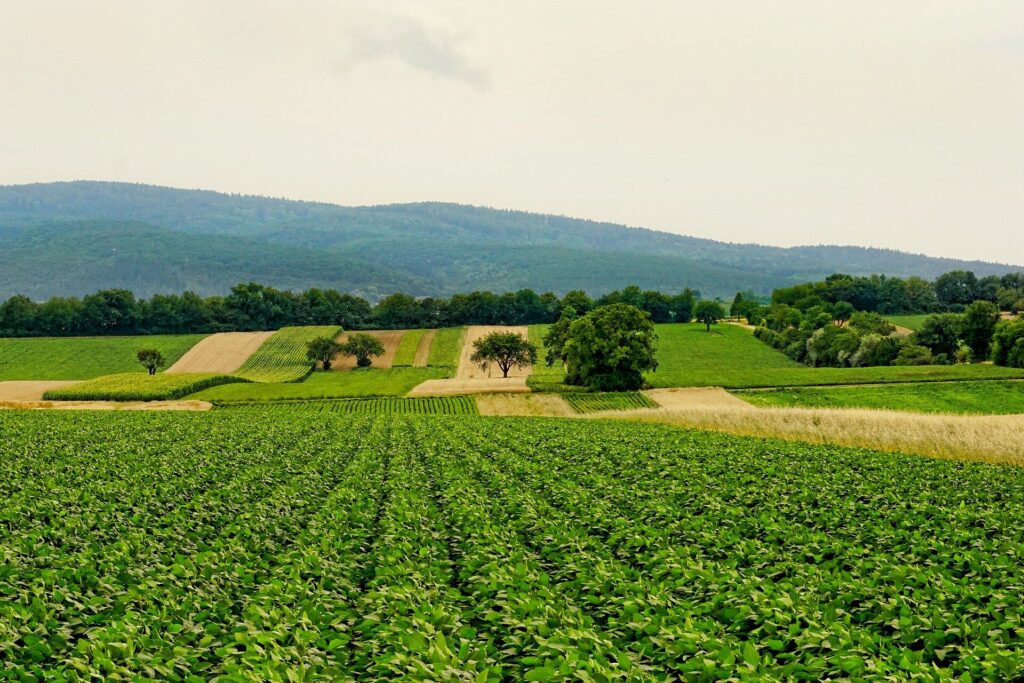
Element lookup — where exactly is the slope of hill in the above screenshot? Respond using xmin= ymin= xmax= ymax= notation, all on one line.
xmin=0 ymin=181 xmax=1019 ymax=300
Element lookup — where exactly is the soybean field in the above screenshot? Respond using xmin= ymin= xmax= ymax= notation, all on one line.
xmin=2 ymin=409 xmax=1023 ymax=680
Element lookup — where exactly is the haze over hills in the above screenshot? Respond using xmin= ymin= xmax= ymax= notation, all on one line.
xmin=0 ymin=181 xmax=1019 ymax=302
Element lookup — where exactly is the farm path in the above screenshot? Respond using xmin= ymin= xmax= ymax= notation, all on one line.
xmin=166 ymin=332 xmax=273 ymax=374
xmin=412 ymin=329 xmax=436 ymax=367
xmin=0 ymin=381 xmax=80 ymax=401
xmin=332 ymin=330 xmax=405 ymax=370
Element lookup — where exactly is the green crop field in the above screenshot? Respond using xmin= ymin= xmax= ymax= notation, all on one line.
xmin=391 ymin=328 xmax=425 ymax=366
xmin=737 ymin=379 xmax=1024 ymax=415
xmin=192 ymin=367 xmax=447 ymax=403
xmin=3 ymin=408 xmax=1023 ymax=679
xmin=234 ymin=325 xmax=341 ymax=382
xmin=426 ymin=326 xmax=465 ymax=370
xmin=42 ymin=372 xmax=245 ymax=401
xmin=235 ymin=396 xmax=479 ymax=415
xmin=564 ymin=391 xmax=657 ymax=413
xmin=886 ymin=314 xmax=930 ymax=332
xmin=0 ymin=334 xmax=206 ymax=380
xmin=647 ymin=323 xmax=1024 ymax=388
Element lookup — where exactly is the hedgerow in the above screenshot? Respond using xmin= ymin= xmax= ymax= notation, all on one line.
xmin=2 ymin=410 xmax=1023 ymax=679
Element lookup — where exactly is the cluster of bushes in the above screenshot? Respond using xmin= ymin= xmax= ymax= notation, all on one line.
xmin=771 ymin=271 xmax=1024 ymax=314
xmin=754 ymin=299 xmax=1024 ymax=369
xmin=0 ymin=282 xmax=701 ymax=338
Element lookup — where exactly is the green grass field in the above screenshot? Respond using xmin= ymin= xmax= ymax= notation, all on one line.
xmin=391 ymin=329 xmax=424 ymax=366
xmin=737 ymin=380 xmax=1024 ymax=415
xmin=526 ymin=324 xmax=574 ymax=391
xmin=564 ymin=391 xmax=657 ymax=413
xmin=0 ymin=334 xmax=206 ymax=381
xmin=426 ymin=326 xmax=465 ymax=371
xmin=234 ymin=396 xmax=479 ymax=415
xmin=42 ymin=372 xmax=244 ymax=401
xmin=234 ymin=325 xmax=341 ymax=383
xmin=192 ymin=367 xmax=447 ymax=403
xmin=886 ymin=314 xmax=930 ymax=331
xmin=4 ymin=408 xmax=1024 ymax=679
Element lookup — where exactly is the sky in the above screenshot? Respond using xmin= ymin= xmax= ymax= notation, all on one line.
xmin=2 ymin=1 xmax=1022 ymax=264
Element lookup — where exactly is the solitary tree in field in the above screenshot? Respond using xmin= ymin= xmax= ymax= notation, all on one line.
xmin=339 ymin=333 xmax=385 ymax=368
xmin=136 ymin=348 xmax=165 ymax=375
xmin=559 ymin=303 xmax=658 ymax=390
xmin=694 ymin=300 xmax=726 ymax=332
xmin=306 ymin=336 xmax=342 ymax=371
xmin=471 ymin=332 xmax=538 ymax=378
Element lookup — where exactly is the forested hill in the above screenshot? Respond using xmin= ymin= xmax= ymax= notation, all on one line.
xmin=0 ymin=181 xmax=1018 ymax=301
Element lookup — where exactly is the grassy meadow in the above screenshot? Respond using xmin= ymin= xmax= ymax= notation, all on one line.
xmin=737 ymin=380 xmax=1024 ymax=415
xmin=391 ymin=328 xmax=425 ymax=366
xmin=885 ymin=314 xmax=930 ymax=331
xmin=426 ymin=326 xmax=465 ymax=370
xmin=0 ymin=334 xmax=206 ymax=380
xmin=192 ymin=367 xmax=447 ymax=403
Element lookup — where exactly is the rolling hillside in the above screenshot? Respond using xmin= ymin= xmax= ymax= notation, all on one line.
xmin=0 ymin=181 xmax=1019 ymax=300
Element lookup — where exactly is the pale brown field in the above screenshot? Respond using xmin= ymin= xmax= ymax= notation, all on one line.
xmin=166 ymin=332 xmax=273 ymax=374
xmin=332 ymin=330 xmax=406 ymax=370
xmin=0 ymin=399 xmax=212 ymax=411
xmin=0 ymin=381 xmax=80 ymax=401
xmin=408 ymin=376 xmax=530 ymax=397
xmin=476 ymin=392 xmax=574 ymax=416
xmin=412 ymin=329 xmax=437 ymax=367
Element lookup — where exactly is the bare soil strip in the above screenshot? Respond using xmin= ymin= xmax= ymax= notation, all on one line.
xmin=456 ymin=326 xmax=532 ymax=379
xmin=332 ymin=330 xmax=406 ymax=370
xmin=0 ymin=381 xmax=80 ymax=401
xmin=413 ymin=329 xmax=437 ymax=367
xmin=166 ymin=332 xmax=274 ymax=374
xmin=476 ymin=393 xmax=574 ymax=417
xmin=408 ymin=377 xmax=530 ymax=397
xmin=0 ymin=399 xmax=212 ymax=412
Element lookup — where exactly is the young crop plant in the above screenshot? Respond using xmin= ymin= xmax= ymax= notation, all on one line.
xmin=227 ymin=396 xmax=479 ymax=415
xmin=235 ymin=325 xmax=341 ymax=382
xmin=564 ymin=391 xmax=657 ymax=413
xmin=41 ymin=372 xmax=245 ymax=400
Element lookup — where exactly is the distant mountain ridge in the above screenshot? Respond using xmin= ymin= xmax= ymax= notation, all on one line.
xmin=0 ymin=181 xmax=1018 ymax=301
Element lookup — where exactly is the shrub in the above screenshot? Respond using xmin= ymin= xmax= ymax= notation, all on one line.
xmin=893 ymin=345 xmax=933 ymax=366
xmin=991 ymin=320 xmax=1024 ymax=367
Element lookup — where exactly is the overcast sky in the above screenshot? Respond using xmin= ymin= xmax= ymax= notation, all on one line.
xmin=2 ymin=1 xmax=1022 ymax=264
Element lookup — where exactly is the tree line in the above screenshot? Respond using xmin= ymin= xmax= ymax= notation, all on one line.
xmin=0 ymin=282 xmax=701 ymax=337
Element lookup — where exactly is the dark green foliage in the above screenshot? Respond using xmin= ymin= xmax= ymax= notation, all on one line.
xmin=694 ymin=300 xmax=726 ymax=331
xmin=339 ymin=333 xmax=385 ymax=368
xmin=135 ymin=348 xmax=165 ymax=375
xmin=306 ymin=336 xmax=342 ymax=371
xmin=560 ymin=304 xmax=658 ymax=390
xmin=991 ymin=319 xmax=1024 ymax=368
xmin=960 ymin=300 xmax=1000 ymax=360
xmin=893 ymin=344 xmax=934 ymax=366
xmin=915 ymin=313 xmax=965 ymax=358
xmin=470 ymin=332 xmax=538 ymax=378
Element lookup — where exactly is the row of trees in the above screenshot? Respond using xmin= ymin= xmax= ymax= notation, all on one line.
xmin=771 ymin=271 xmax=1024 ymax=315
xmin=0 ymin=283 xmax=701 ymax=337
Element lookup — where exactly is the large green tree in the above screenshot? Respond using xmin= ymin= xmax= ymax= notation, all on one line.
xmin=960 ymin=300 xmax=1001 ymax=360
xmin=694 ymin=300 xmax=726 ymax=332
xmin=470 ymin=332 xmax=538 ymax=378
xmin=914 ymin=313 xmax=964 ymax=360
xmin=306 ymin=336 xmax=343 ymax=371
xmin=559 ymin=303 xmax=658 ymax=390
xmin=339 ymin=333 xmax=385 ymax=368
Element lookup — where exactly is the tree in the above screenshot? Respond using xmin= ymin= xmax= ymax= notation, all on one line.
xmin=694 ymin=300 xmax=726 ymax=332
xmin=542 ymin=306 xmax=578 ymax=367
xmin=670 ymin=289 xmax=697 ymax=323
xmin=893 ymin=345 xmax=933 ymax=366
xmin=960 ymin=300 xmax=1000 ymax=360
xmin=934 ymin=271 xmax=978 ymax=309
xmin=914 ymin=313 xmax=964 ymax=359
xmin=470 ymin=332 xmax=538 ymax=378
xmin=136 ymin=348 xmax=165 ymax=375
xmin=730 ymin=292 xmax=745 ymax=317
xmin=991 ymin=320 xmax=1024 ymax=368
xmin=339 ymin=333 xmax=385 ymax=368
xmin=560 ymin=304 xmax=658 ymax=390
xmin=306 ymin=336 xmax=342 ymax=371
xmin=831 ymin=301 xmax=855 ymax=327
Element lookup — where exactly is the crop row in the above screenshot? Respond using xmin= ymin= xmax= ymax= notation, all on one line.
xmin=563 ymin=391 xmax=658 ymax=413
xmin=2 ymin=409 xmax=1023 ymax=679
xmin=237 ymin=396 xmax=479 ymax=415
xmin=234 ymin=325 xmax=342 ymax=382
xmin=41 ymin=372 xmax=245 ymax=401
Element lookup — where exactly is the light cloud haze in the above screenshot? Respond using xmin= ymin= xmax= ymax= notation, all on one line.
xmin=2 ymin=1 xmax=1022 ymax=264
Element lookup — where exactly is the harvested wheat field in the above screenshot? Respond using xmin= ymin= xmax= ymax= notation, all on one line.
xmin=597 ymin=403 xmax=1024 ymax=466
xmin=645 ymin=387 xmax=751 ymax=410
xmin=165 ymin=332 xmax=273 ymax=374
xmin=456 ymin=326 xmax=532 ymax=379
xmin=0 ymin=381 xmax=80 ymax=401
xmin=413 ymin=329 xmax=437 ymax=367
xmin=408 ymin=376 xmax=529 ymax=397
xmin=476 ymin=392 xmax=574 ymax=417
xmin=333 ymin=330 xmax=405 ymax=370
xmin=0 ymin=399 xmax=212 ymax=411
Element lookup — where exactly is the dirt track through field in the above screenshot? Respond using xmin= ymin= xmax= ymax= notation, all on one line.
xmin=0 ymin=381 xmax=80 ymax=401
xmin=333 ymin=330 xmax=405 ymax=370
xmin=0 ymin=399 xmax=212 ymax=412
xmin=413 ymin=330 xmax=437 ymax=367
xmin=166 ymin=332 xmax=273 ymax=374
xmin=456 ymin=326 xmax=532 ymax=379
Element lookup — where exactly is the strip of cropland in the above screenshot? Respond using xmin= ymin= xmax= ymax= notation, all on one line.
xmin=191 ymin=367 xmax=447 ymax=403
xmin=234 ymin=325 xmax=341 ymax=382
xmin=0 ymin=334 xmax=206 ymax=380
xmin=165 ymin=331 xmax=273 ymax=374
xmin=333 ymin=330 xmax=406 ymax=370
xmin=3 ymin=408 xmax=1023 ymax=679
